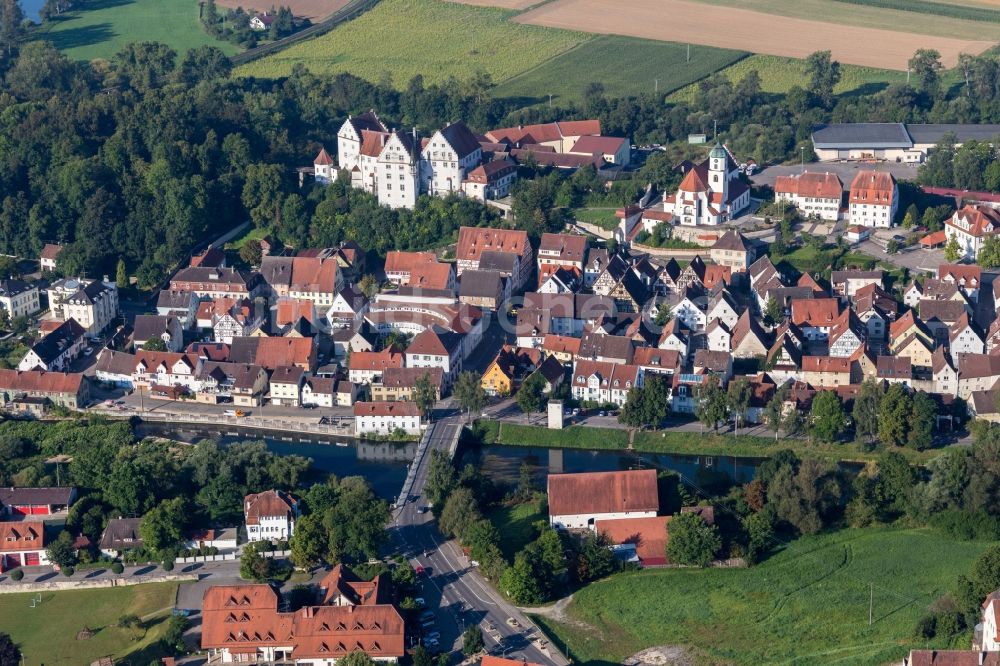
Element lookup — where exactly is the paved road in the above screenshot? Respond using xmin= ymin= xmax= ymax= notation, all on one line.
xmin=390 ymin=417 xmax=568 ymax=666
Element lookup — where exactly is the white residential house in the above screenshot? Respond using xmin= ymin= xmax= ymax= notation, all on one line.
xmin=0 ymin=280 xmax=39 ymax=319
xmin=353 ymin=401 xmax=422 ymax=436
xmin=773 ymin=171 xmax=843 ymax=221
xmin=405 ymin=326 xmax=464 ymax=389
xmin=570 ymin=360 xmax=642 ymax=406
xmin=244 ymin=489 xmax=299 ymax=543
xmin=950 ymin=314 xmax=985 ymax=365
xmin=674 ymin=293 xmax=707 ymax=331
xmin=268 ymin=366 xmax=304 ymax=407
xmin=707 ymin=290 xmax=740 ymax=330
xmin=945 ymin=204 xmax=1000 ymax=261
xmin=980 ymin=590 xmax=1000 ymax=652
xmin=706 ymin=319 xmax=732 ymax=353
xmin=48 ymin=277 xmax=119 ymax=338
xmin=132 ymin=315 xmax=184 ymax=353
xmin=848 ymin=171 xmax=898 ymax=228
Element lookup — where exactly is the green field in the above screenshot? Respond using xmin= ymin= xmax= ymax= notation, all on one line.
xmin=236 ymin=0 xmax=585 ymax=84
xmin=492 ymin=35 xmax=747 ymax=106
xmin=34 ymin=0 xmax=239 ymax=62
xmin=0 ymin=582 xmax=181 ymax=664
xmin=670 ymin=54 xmax=910 ymax=99
xmin=534 ymin=528 xmax=985 ymax=665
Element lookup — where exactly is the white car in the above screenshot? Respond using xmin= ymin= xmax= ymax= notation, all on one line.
xmin=414 ymin=597 xmax=426 ymax=607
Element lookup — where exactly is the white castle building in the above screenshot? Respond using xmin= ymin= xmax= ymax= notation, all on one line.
xmin=314 ymin=111 xmax=514 ymax=210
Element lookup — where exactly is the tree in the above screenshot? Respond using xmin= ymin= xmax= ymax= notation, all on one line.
xmin=727 ymin=377 xmax=752 ymax=435
xmin=575 ymin=531 xmax=617 ymax=582
xmin=666 ymin=511 xmax=721 ymax=567
xmin=424 ymin=450 xmax=457 ymax=509
xmin=886 ymin=239 xmax=900 ymax=255
xmin=239 ymin=240 xmax=263 ymax=266
xmin=462 ymin=626 xmax=485 ymax=656
xmin=909 ymin=48 xmax=943 ymax=97
xmin=901 ymin=211 xmax=914 ymax=229
xmin=944 ymin=235 xmax=962 ymax=262
xmin=852 ymin=379 xmax=883 ymax=443
xmin=439 ymin=487 xmax=481 ymax=539
xmin=654 ymin=304 xmax=673 ymax=326
xmin=619 ymin=375 xmax=670 ymax=429
xmin=805 ymin=50 xmax=841 ymax=107
xmin=769 ymin=458 xmax=842 ymax=535
xmin=412 ymin=645 xmax=433 ymax=666
xmin=46 ymin=530 xmax=77 ymax=568
xmin=696 ymin=376 xmax=729 ymax=431
xmin=413 ymin=372 xmax=437 ymax=421
xmin=242 ymin=163 xmax=286 ymax=228
xmin=745 ymin=508 xmax=776 ymax=564
xmin=240 ymin=546 xmax=273 ymax=582
xmin=142 ymin=337 xmax=167 ymax=352
xmin=115 ymin=258 xmax=127 ymax=290
xmin=809 ymin=390 xmax=845 ymax=442
xmin=909 ymin=391 xmax=937 ymax=450
xmin=763 ymin=296 xmax=783 ymax=326
xmin=516 ymin=373 xmax=546 ymax=421
xmin=323 ymin=476 xmax=390 ymax=562
xmin=878 ymin=383 xmax=912 ymax=447
xmin=290 ymin=513 xmax=325 ymax=568
xmin=140 ymin=497 xmax=187 ymax=554
xmin=0 ymin=0 xmax=24 ymax=58
xmin=499 ymin=549 xmax=546 ymax=605
xmin=453 ymin=371 xmax=486 ymax=422
xmin=117 ymin=613 xmax=141 ymax=637
xmin=0 ymin=632 xmax=20 ymax=666
xmin=764 ymin=394 xmax=785 ymax=441
xmin=358 ymin=274 xmax=379 ymax=298
xmin=980 ymin=236 xmax=1000 ymax=267
xmin=338 ymin=651 xmax=376 ymax=666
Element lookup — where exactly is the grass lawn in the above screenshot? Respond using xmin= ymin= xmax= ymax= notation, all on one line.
xmin=492 ymin=35 xmax=746 ymax=106
xmin=497 ymin=423 xmax=630 ymax=450
xmin=534 ymin=527 xmax=985 ymax=665
xmin=669 ymin=54 xmax=910 ymax=100
xmin=236 ymin=0 xmax=585 ymax=84
xmin=224 ymin=225 xmax=271 ymax=251
xmin=34 ymin=0 xmax=239 ymax=62
xmin=571 ymin=208 xmax=621 ymax=231
xmin=0 ymin=582 xmax=181 ymax=664
xmin=485 ymin=499 xmax=546 ymax=561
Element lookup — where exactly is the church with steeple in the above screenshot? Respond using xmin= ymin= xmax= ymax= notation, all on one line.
xmin=663 ymin=142 xmax=751 ymax=226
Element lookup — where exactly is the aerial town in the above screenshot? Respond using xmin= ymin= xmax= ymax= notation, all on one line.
xmin=6 ymin=0 xmax=1000 ymax=664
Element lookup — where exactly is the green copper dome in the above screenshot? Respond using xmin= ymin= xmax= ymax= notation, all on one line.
xmin=709 ymin=142 xmax=726 ymax=159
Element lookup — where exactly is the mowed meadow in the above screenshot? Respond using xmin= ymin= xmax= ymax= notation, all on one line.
xmin=533 ymin=528 xmax=988 ymax=666
xmin=235 ymin=0 xmax=586 ymax=84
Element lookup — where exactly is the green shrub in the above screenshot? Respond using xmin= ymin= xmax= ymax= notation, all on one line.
xmin=929 ymin=510 xmax=1000 ymax=541
xmin=111 ymin=562 xmax=124 ymax=574
xmin=9 ymin=569 xmax=23 ymax=581
xmin=61 ymin=566 xmax=74 ymax=577
xmin=161 ymin=559 xmax=174 ymax=571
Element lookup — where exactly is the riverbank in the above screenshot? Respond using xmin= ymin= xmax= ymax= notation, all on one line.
xmin=480 ymin=421 xmax=944 ymax=465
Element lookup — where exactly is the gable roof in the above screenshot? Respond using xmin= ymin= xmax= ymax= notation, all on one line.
xmin=353 ymin=401 xmax=421 ymax=417
xmin=538 ymin=233 xmax=588 ymax=263
xmin=437 ymin=122 xmax=481 ymax=159
xmin=0 ymin=520 xmax=43 ymax=552
xmin=596 ymin=515 xmax=671 ymax=565
xmin=25 ymin=318 xmax=85 ymax=365
xmin=773 ymin=171 xmax=843 ymax=199
xmin=457 ymin=227 xmax=530 ymax=263
xmin=40 ymin=243 xmax=62 ymax=260
xmin=547 ymin=469 xmax=658 ymax=517
xmin=244 ymin=490 xmax=298 ymax=525
xmin=0 ymin=369 xmax=85 ymax=395
xmin=384 ymin=251 xmax=437 ymax=276
xmin=711 ymin=230 xmax=748 ymax=252
xmin=791 ymin=298 xmax=840 ymax=328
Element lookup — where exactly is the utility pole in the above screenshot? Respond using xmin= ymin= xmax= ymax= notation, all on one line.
xmin=687 ymin=43 xmax=690 ymax=62
xmin=868 ymin=583 xmax=873 ymax=626
xmin=548 ymin=93 xmax=552 ymax=108
xmin=654 ymin=78 xmax=658 ymax=94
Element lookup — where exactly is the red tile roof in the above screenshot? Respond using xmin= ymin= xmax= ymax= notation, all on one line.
xmin=538 ymin=233 xmax=587 ymax=263
xmin=485 ymin=120 xmax=600 ymax=145
xmin=314 ymin=148 xmax=333 ymax=166
xmin=407 ymin=262 xmax=453 ymax=291
xmin=547 ymin=469 xmax=658 ymax=517
xmin=384 ymin=251 xmax=437 ymax=277
xmin=349 ymin=348 xmax=403 ymax=372
xmin=0 ymin=521 xmax=43 ymax=552
xmin=352 ymin=401 xmax=421 ymax=417
xmin=244 ymin=490 xmax=298 ymax=525
xmin=457 ymin=227 xmax=530 ymax=263
xmin=791 ymin=298 xmax=840 ymax=328
xmin=569 ymin=135 xmax=627 ymax=155
xmin=773 ymin=171 xmax=843 ymax=199
xmin=40 ymin=243 xmax=62 ymax=261
xmin=276 ymin=299 xmax=315 ymax=326
xmin=0 ymin=369 xmax=85 ymax=395
xmin=849 ymin=170 xmax=896 ymax=205
xmin=947 ymin=205 xmax=1000 ymax=239
xmin=596 ymin=516 xmax=671 ymax=565
xmin=938 ymin=262 xmax=982 ymax=286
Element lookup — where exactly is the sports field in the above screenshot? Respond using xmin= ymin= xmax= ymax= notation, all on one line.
xmin=492 ymin=35 xmax=747 ymax=104
xmin=534 ymin=528 xmax=985 ymax=666
xmin=513 ymin=0 xmax=995 ymax=70
xmin=0 ymin=582 xmax=181 ymax=664
xmin=34 ymin=0 xmax=239 ymax=62
xmin=235 ymin=0 xmax=586 ymax=82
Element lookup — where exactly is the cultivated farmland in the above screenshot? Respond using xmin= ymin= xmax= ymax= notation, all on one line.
xmin=235 ymin=0 xmax=586 ymax=83
xmin=491 ymin=35 xmax=747 ymax=105
xmin=34 ymin=0 xmax=239 ymax=62
xmin=513 ymin=0 xmax=996 ymax=69
xmin=534 ymin=528 xmax=985 ymax=665
xmin=214 ymin=0 xmax=352 ymax=20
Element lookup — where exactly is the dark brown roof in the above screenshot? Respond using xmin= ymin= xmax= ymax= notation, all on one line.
xmin=547 ymin=469 xmax=658 ymax=517
xmin=437 ymin=122 xmax=481 ymax=159
xmin=0 ymin=487 xmax=74 ymax=507
xmin=905 ymin=651 xmax=1000 ymax=666
xmin=100 ymin=517 xmax=142 ymax=550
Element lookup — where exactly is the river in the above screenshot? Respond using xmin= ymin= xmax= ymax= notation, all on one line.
xmin=20 ymin=0 xmax=44 ymax=23
xmin=136 ymin=422 xmax=764 ymax=499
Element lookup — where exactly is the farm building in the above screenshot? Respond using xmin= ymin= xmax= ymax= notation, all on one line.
xmin=548 ymin=469 xmax=659 ymax=529
xmin=812 ymin=123 xmax=1000 ymax=163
